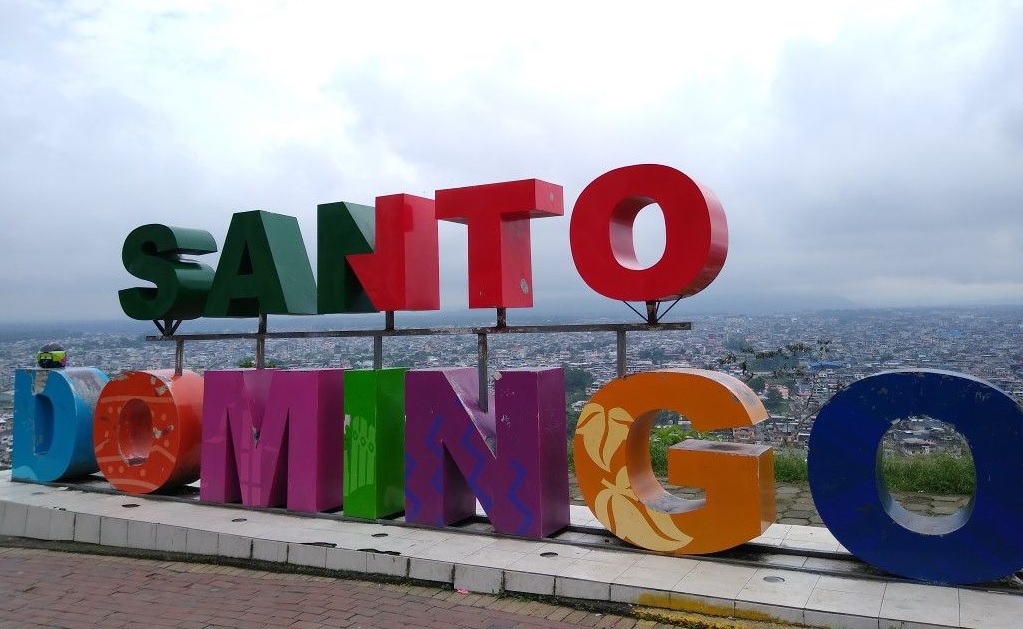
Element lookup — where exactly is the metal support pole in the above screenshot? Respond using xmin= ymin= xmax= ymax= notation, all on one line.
xmin=496 ymin=307 xmax=507 ymax=329
xmin=174 ymin=340 xmax=184 ymax=376
xmin=256 ymin=313 xmax=267 ymax=369
xmin=375 ymin=311 xmax=393 ymax=369
xmin=478 ymin=332 xmax=489 ymax=412
xmin=616 ymin=330 xmax=627 ymax=377
xmin=646 ymin=300 xmax=658 ymax=325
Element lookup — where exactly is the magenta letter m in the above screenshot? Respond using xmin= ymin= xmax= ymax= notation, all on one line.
xmin=200 ymin=369 xmax=345 ymax=512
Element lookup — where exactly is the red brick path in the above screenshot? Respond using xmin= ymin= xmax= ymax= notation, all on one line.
xmin=0 ymin=547 xmax=675 ymax=629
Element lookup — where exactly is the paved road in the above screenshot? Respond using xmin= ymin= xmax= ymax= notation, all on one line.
xmin=0 ymin=546 xmax=692 ymax=629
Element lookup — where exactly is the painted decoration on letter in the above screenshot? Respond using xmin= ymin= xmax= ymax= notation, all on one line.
xmin=93 ymin=370 xmax=203 ymax=494
xmin=343 ymin=368 xmax=407 ymax=519
xmin=574 ymin=369 xmax=774 ymax=554
xmin=404 ymin=367 xmax=569 ymax=537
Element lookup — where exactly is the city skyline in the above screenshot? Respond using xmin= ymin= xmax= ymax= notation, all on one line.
xmin=3 ymin=304 xmax=1022 ymax=469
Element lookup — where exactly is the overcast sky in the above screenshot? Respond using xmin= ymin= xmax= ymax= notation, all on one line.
xmin=2 ymin=1 xmax=1021 ymax=324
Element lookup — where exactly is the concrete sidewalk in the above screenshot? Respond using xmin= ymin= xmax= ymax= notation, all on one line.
xmin=1 ymin=473 xmax=1019 ymax=629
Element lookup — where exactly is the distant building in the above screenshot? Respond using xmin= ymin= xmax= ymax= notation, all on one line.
xmin=897 ymin=437 xmax=936 ymax=455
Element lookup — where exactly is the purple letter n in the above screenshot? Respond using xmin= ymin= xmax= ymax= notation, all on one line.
xmin=200 ymin=369 xmax=345 ymax=512
xmin=404 ymin=367 xmax=569 ymax=537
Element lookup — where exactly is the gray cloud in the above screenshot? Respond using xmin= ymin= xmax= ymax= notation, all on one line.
xmin=2 ymin=1 xmax=1021 ymax=323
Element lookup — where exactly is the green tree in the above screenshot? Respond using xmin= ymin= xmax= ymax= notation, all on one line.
xmin=238 ymin=357 xmax=278 ymax=368
xmin=564 ymin=364 xmax=595 ymax=436
xmin=714 ymin=339 xmax=836 ymax=442
xmin=653 ymin=409 xmax=681 ymax=426
xmin=764 ymin=387 xmax=786 ymax=413
xmin=563 ymin=364 xmax=594 ymax=400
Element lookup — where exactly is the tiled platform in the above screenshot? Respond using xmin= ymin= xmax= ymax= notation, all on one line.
xmin=1 ymin=471 xmax=1019 ymax=629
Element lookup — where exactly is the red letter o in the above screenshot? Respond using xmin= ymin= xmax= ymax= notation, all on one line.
xmin=570 ymin=164 xmax=727 ymax=301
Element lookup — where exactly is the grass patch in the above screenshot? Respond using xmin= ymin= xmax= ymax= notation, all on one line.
xmin=881 ymin=452 xmax=975 ymax=494
xmin=568 ymin=433 xmax=974 ymax=495
xmin=770 ymin=450 xmax=974 ymax=494
xmin=774 ymin=450 xmax=809 ymax=484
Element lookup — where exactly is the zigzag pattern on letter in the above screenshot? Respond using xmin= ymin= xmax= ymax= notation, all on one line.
xmin=507 ymin=459 xmax=534 ymax=536
xmin=425 ymin=413 xmax=444 ymax=458
xmin=426 ymin=413 xmax=445 ymax=514
xmin=460 ymin=422 xmax=492 ymax=513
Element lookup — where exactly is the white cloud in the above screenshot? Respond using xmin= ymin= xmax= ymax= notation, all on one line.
xmin=1 ymin=0 xmax=1021 ymax=321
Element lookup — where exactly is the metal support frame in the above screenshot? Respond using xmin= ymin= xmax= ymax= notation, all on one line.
xmin=148 ymin=312 xmax=692 ymax=401
xmin=174 ymin=340 xmax=184 ymax=376
xmin=646 ymin=301 xmax=658 ymax=325
xmin=373 ymin=311 xmax=395 ymax=370
xmin=622 ymin=297 xmax=683 ymax=325
xmin=478 ymin=333 xmax=489 ymax=412
xmin=256 ymin=313 xmax=267 ymax=369
xmin=616 ymin=330 xmax=627 ymax=377
xmin=153 ymin=318 xmax=183 ymax=337
xmin=373 ymin=335 xmax=383 ymax=370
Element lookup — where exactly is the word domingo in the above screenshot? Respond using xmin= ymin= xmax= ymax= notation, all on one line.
xmin=117 ymin=164 xmax=728 ymax=320
xmin=12 ymin=364 xmax=1023 ymax=585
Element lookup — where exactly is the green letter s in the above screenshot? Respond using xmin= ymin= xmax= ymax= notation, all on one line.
xmin=118 ymin=224 xmax=218 ymax=320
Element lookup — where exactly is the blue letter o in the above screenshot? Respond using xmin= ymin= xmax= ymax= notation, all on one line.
xmin=808 ymin=370 xmax=1023 ymax=584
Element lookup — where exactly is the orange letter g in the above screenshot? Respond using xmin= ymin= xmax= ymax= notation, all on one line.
xmin=573 ymin=369 xmax=775 ymax=555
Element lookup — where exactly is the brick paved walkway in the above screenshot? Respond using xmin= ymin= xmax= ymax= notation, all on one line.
xmin=0 ymin=547 xmax=685 ymax=629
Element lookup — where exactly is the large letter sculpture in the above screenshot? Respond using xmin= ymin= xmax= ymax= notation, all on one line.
xmin=204 ymin=211 xmax=318 ymax=317
xmin=93 ymin=370 xmax=204 ymax=493
xmin=809 ymin=370 xmax=1023 ymax=584
xmin=343 ymin=368 xmax=407 ymax=519
xmin=12 ymin=368 xmax=108 ymax=482
xmin=570 ymin=164 xmax=727 ymax=301
xmin=574 ymin=370 xmax=774 ymax=554
xmin=118 ymin=224 xmax=218 ymax=320
xmin=200 ymin=369 xmax=345 ymax=512
xmin=404 ymin=367 xmax=569 ymax=537
xmin=436 ymin=180 xmax=563 ymax=308
xmin=318 ymin=194 xmax=439 ymax=313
